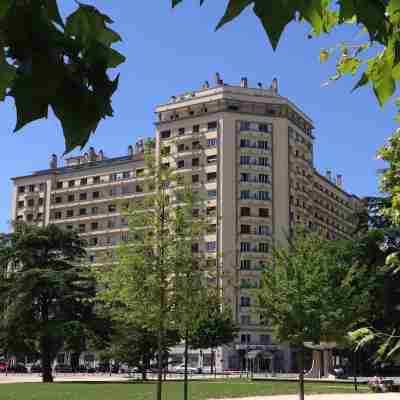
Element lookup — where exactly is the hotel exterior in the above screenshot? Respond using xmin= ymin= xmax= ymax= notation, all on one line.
xmin=11 ymin=75 xmax=360 ymax=372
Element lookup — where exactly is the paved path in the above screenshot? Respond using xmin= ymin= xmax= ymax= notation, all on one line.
xmin=210 ymin=395 xmax=399 ymax=400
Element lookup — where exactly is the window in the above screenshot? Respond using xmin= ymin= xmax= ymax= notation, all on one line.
xmin=241 ymin=315 xmax=251 ymax=325
xmin=39 ymin=183 xmax=45 ymax=191
xmin=91 ymin=222 xmax=98 ymax=231
xmin=259 ymin=208 xmax=269 ymax=218
xmin=89 ymin=255 xmax=96 ymax=263
xmin=178 ymin=127 xmax=185 ymax=135
xmin=241 ymin=207 xmax=251 ymax=217
xmin=27 ymin=214 xmax=34 ymax=222
xmin=258 ymin=174 xmax=270 ymax=184
xmin=192 ymin=243 xmax=199 ymax=253
xmin=207 ymin=224 xmax=217 ymax=233
xmin=241 ymin=334 xmax=251 ymax=344
xmin=259 ymin=242 xmax=269 ymax=253
xmin=193 ymin=124 xmax=200 ymax=133
xmin=79 ymin=208 xmax=87 ymax=216
xmin=55 ymin=196 xmax=62 ymax=204
xmin=192 ymin=140 xmax=200 ymax=149
xmin=258 ymin=225 xmax=271 ymax=236
xmin=192 ymin=158 xmax=199 ymax=167
xmin=91 ymin=207 xmax=98 ymax=216
xmin=207 ymin=138 xmax=217 ymax=147
xmin=29 ymin=185 xmax=35 ymax=193
xmin=122 ymin=171 xmax=131 ymax=179
xmin=93 ymin=176 xmax=100 ymax=184
xmin=110 ymin=173 xmax=118 ymax=182
xmin=68 ymin=194 xmax=75 ymax=202
xmin=136 ymin=184 xmax=143 ymax=193
xmin=206 ymin=242 xmax=216 ymax=252
xmin=192 ymin=174 xmax=199 ymax=183
xmin=66 ymin=209 xmax=74 ymax=218
xmin=136 ymin=168 xmax=144 ymax=177
xmin=56 ymin=181 xmax=63 ymax=189
xmin=17 ymin=200 xmax=24 ymax=208
xmin=108 ymin=204 xmax=117 ymax=213
xmin=240 ymin=260 xmax=251 ymax=270
xmin=240 ymin=121 xmax=250 ymax=131
xmin=68 ymin=180 xmax=75 ymax=188
xmin=207 ymin=172 xmax=217 ymax=182
xmin=240 ymin=139 xmax=251 ymax=148
xmin=207 ymin=190 xmax=217 ymax=199
xmin=260 ymin=335 xmax=270 ymax=345
xmin=241 ymin=224 xmax=251 ymax=234
xmin=259 ymin=123 xmax=272 ymax=133
xmin=207 ymin=121 xmax=217 ymax=130
xmin=161 ymin=130 xmax=171 ymax=139
xmin=258 ymin=140 xmax=269 ymax=150
xmin=54 ymin=211 xmax=62 ymax=220
xmin=240 ymin=242 xmax=251 ymax=252
xmin=162 ymin=146 xmax=170 ymax=155
xmin=177 ymin=143 xmax=185 ymax=153
xmin=18 ymin=186 xmax=25 ymax=194
xmin=240 ymin=173 xmax=249 ymax=182
xmin=207 ymin=155 xmax=217 ymax=164
xmin=38 ymin=198 xmax=44 ymax=206
xmin=80 ymin=178 xmax=87 ymax=185
xmin=240 ymin=297 xmax=251 ymax=307
xmin=79 ymin=193 xmax=87 ymax=201
xmin=90 ymin=191 xmax=99 ymax=200
xmin=240 ymin=155 xmax=250 ymax=165
xmin=207 ymin=206 xmax=216 ymax=216
xmin=177 ymin=160 xmax=185 ymax=169
xmin=192 ymin=209 xmax=199 ymax=218
xmin=240 ymin=191 xmax=250 ymax=200
xmin=258 ymin=157 xmax=270 ymax=166
xmin=66 ymin=225 xmax=73 ymax=231
xmin=27 ymin=199 xmax=34 ymax=207
xmin=78 ymin=224 xmax=86 ymax=233
xmin=257 ymin=191 xmax=270 ymax=201
xmin=89 ymin=237 xmax=98 ymax=247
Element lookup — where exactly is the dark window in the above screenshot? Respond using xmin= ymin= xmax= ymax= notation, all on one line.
xmin=177 ymin=144 xmax=185 ymax=152
xmin=259 ymin=243 xmax=269 ymax=253
xmin=93 ymin=176 xmax=100 ymax=184
xmin=241 ymin=207 xmax=251 ymax=217
xmin=79 ymin=193 xmax=87 ymax=201
xmin=55 ymin=196 xmax=62 ymax=204
xmin=178 ymin=127 xmax=185 ymax=135
xmin=29 ymin=185 xmax=35 ymax=193
xmin=259 ymin=208 xmax=269 ymax=218
xmin=161 ymin=130 xmax=171 ymax=139
xmin=192 ymin=141 xmax=200 ymax=149
xmin=66 ymin=225 xmax=73 ymax=230
xmin=89 ymin=237 xmax=98 ymax=247
xmin=122 ymin=171 xmax=131 ymax=179
xmin=240 ymin=297 xmax=251 ymax=307
xmin=240 ymin=260 xmax=251 ymax=270
xmin=79 ymin=208 xmax=87 ymax=216
xmin=79 ymin=224 xmax=86 ymax=233
xmin=192 ymin=158 xmax=199 ymax=167
xmin=192 ymin=243 xmax=199 ymax=253
xmin=54 ymin=212 xmax=62 ymax=220
xmin=68 ymin=180 xmax=75 ymax=188
xmin=240 ymin=242 xmax=251 ymax=252
xmin=192 ymin=174 xmax=199 ymax=183
xmin=108 ymin=204 xmax=117 ymax=213
xmin=207 ymin=121 xmax=217 ymax=130
xmin=207 ymin=172 xmax=217 ymax=182
xmin=92 ymin=207 xmax=98 ymax=215
xmin=17 ymin=201 xmax=24 ymax=208
xmin=57 ymin=181 xmax=63 ymax=189
xmin=80 ymin=178 xmax=87 ymax=185
xmin=193 ymin=124 xmax=200 ymax=133
xmin=39 ymin=183 xmax=45 ymax=191
xmin=38 ymin=198 xmax=44 ymax=206
xmin=27 ymin=199 xmax=34 ymax=207
xmin=177 ymin=160 xmax=185 ymax=169
xmin=92 ymin=191 xmax=100 ymax=199
xmin=68 ymin=194 xmax=75 ymax=202
xmin=27 ymin=214 xmax=34 ymax=222
xmin=192 ymin=209 xmax=199 ymax=217
xmin=136 ymin=185 xmax=143 ymax=193
xmin=91 ymin=222 xmax=98 ymax=231
xmin=18 ymin=186 xmax=25 ymax=194
xmin=136 ymin=168 xmax=144 ymax=177
xmin=67 ymin=210 xmax=74 ymax=218
xmin=207 ymin=155 xmax=217 ymax=164
xmin=241 ymin=224 xmax=251 ymax=234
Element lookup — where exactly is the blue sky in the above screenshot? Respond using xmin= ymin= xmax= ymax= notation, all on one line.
xmin=0 ymin=1 xmax=395 ymax=232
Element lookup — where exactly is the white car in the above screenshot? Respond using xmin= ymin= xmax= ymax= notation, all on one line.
xmin=171 ymin=364 xmax=198 ymax=373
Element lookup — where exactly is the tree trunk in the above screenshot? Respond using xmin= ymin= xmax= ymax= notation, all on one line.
xmin=41 ymin=339 xmax=53 ymax=383
xmin=183 ymin=331 xmax=189 ymax=400
xmin=298 ymin=346 xmax=305 ymax=400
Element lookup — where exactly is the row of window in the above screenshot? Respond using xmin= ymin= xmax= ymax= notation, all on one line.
xmin=289 ymin=126 xmax=313 ymax=149
xmin=240 ymin=190 xmax=271 ymax=201
xmin=176 ymin=151 xmax=217 ymax=169
xmin=240 ymin=156 xmax=271 ymax=167
xmin=240 ymin=173 xmax=271 ymax=184
xmin=240 ymin=333 xmax=270 ymax=345
xmin=240 ymin=224 xmax=271 ymax=236
xmin=160 ymin=121 xmax=218 ymax=139
xmin=240 ymin=259 xmax=265 ymax=271
xmin=17 ymin=197 xmax=44 ymax=208
xmin=192 ymin=241 xmax=217 ymax=253
xmin=52 ymin=204 xmax=118 ymax=220
xmin=240 ymin=242 xmax=269 ymax=253
xmin=314 ymin=182 xmax=352 ymax=208
xmin=239 ymin=121 xmax=273 ymax=133
xmin=65 ymin=218 xmax=129 ymax=233
xmin=240 ymin=139 xmax=270 ymax=150
xmin=240 ymin=207 xmax=270 ymax=218
xmin=18 ymin=183 xmax=45 ymax=194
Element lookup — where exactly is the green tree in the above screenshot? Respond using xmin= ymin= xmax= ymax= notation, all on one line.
xmin=0 ymin=223 xmax=98 ymax=383
xmin=259 ymin=229 xmax=369 ymax=400
xmin=190 ymin=293 xmax=238 ymax=375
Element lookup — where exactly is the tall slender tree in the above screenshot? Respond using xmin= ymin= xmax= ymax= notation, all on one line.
xmin=0 ymin=223 xmax=97 ymax=383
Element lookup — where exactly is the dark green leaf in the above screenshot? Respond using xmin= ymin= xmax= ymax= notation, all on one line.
xmin=0 ymin=59 xmax=16 ymax=101
xmin=0 ymin=0 xmax=12 ymax=20
xmin=45 ymin=0 xmax=64 ymax=27
xmin=216 ymin=0 xmax=253 ymax=30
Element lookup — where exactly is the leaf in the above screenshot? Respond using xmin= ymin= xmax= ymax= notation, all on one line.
xmin=45 ymin=0 xmax=64 ymax=27
xmin=216 ymin=0 xmax=253 ymax=30
xmin=0 ymin=59 xmax=16 ymax=101
xmin=387 ymin=338 xmax=400 ymax=358
xmin=352 ymin=72 xmax=369 ymax=92
xmin=0 ymin=0 xmax=12 ymax=20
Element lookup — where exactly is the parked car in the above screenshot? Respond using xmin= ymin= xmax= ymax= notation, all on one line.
xmin=171 ymin=364 xmax=198 ymax=373
xmin=332 ymin=366 xmax=347 ymax=379
xmin=0 ymin=361 xmax=8 ymax=372
xmin=30 ymin=364 xmax=42 ymax=373
xmin=55 ymin=364 xmax=73 ymax=373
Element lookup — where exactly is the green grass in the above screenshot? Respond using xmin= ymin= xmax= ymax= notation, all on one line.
xmin=0 ymin=380 xmax=369 ymax=400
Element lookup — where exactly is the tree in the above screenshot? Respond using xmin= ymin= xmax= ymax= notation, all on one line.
xmin=190 ymin=293 xmax=238 ymax=375
xmin=0 ymin=223 xmax=98 ymax=382
xmin=259 ymin=229 xmax=369 ymax=400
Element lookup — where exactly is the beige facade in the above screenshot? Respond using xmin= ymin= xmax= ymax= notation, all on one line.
xmin=11 ymin=75 xmax=360 ymax=372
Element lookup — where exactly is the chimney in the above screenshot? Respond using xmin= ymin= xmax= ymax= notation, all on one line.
xmin=326 ymin=170 xmax=332 ymax=181
xmin=257 ymin=82 xmax=263 ymax=89
xmin=215 ymin=72 xmax=223 ymax=86
xmin=202 ymin=81 xmax=210 ymax=89
xmin=89 ymin=147 xmax=96 ymax=162
xmin=84 ymin=152 xmax=89 ymax=162
xmin=240 ymin=77 xmax=248 ymax=88
xmin=98 ymin=150 xmax=104 ymax=160
xmin=128 ymin=145 xmax=134 ymax=157
xmin=271 ymin=78 xmax=278 ymax=94
xmin=50 ymin=154 xmax=58 ymax=169
xmin=336 ymin=174 xmax=343 ymax=188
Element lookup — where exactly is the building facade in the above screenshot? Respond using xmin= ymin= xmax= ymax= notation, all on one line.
xmin=11 ymin=75 xmax=360 ymax=372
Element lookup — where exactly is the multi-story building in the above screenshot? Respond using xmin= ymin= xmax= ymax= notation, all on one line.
xmin=11 ymin=74 xmax=360 ymax=372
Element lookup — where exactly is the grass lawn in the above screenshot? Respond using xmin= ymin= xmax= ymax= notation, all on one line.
xmin=0 ymin=380 xmax=370 ymax=400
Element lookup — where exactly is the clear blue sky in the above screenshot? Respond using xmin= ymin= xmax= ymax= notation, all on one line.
xmin=0 ymin=1 xmax=394 ymax=232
